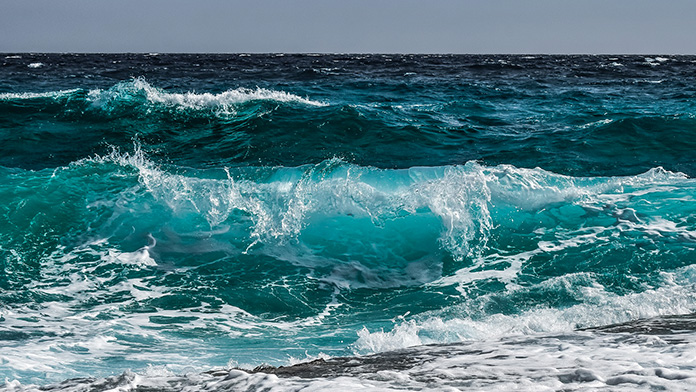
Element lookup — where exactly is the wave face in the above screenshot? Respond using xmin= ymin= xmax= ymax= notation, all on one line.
xmin=2 ymin=54 xmax=696 ymax=389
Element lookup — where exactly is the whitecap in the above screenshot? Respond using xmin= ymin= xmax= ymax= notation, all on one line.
xmin=0 ymin=89 xmax=79 ymax=100
xmin=86 ymin=77 xmax=327 ymax=113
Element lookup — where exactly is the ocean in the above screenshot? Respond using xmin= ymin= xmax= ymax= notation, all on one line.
xmin=1 ymin=53 xmax=696 ymax=391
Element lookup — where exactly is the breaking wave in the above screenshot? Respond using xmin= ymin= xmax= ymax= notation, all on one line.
xmin=0 ymin=77 xmax=325 ymax=118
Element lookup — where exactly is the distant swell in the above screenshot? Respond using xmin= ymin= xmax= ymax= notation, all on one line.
xmin=0 ymin=77 xmax=325 ymax=117
xmin=2 ymin=76 xmax=696 ymax=177
xmin=88 ymin=77 xmax=326 ymax=111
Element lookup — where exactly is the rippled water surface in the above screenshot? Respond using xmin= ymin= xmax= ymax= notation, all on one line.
xmin=1 ymin=54 xmax=696 ymax=391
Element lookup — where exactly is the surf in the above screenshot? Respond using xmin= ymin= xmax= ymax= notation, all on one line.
xmin=2 ymin=54 xmax=696 ymax=389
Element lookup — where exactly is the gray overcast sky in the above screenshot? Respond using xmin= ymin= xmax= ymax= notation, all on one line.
xmin=1 ymin=0 xmax=695 ymax=54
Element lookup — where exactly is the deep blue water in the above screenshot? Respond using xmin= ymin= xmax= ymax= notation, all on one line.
xmin=1 ymin=54 xmax=696 ymax=390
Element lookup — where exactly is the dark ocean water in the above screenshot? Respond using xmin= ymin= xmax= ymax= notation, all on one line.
xmin=1 ymin=54 xmax=696 ymax=391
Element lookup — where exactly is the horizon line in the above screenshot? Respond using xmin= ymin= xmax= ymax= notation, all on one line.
xmin=2 ymin=52 xmax=694 ymax=56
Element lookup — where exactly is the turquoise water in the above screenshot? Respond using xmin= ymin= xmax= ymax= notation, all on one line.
xmin=1 ymin=54 xmax=696 ymax=386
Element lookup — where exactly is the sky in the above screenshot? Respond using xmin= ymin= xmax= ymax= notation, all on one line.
xmin=1 ymin=0 xmax=695 ymax=54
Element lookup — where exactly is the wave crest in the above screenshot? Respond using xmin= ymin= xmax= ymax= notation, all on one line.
xmin=75 ymin=147 xmax=693 ymax=269
xmin=0 ymin=78 xmax=325 ymax=119
xmin=87 ymin=78 xmax=326 ymax=114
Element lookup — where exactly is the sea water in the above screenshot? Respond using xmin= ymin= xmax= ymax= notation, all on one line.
xmin=1 ymin=54 xmax=696 ymax=391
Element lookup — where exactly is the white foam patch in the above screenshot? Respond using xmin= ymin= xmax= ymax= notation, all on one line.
xmin=0 ymin=278 xmax=274 ymax=383
xmin=0 ymin=227 xmax=345 ymax=383
xmin=602 ymin=62 xmax=623 ymax=68
xmin=27 ymin=62 xmax=44 ymax=69
xmin=0 ymin=89 xmax=80 ymax=100
xmin=0 ymin=233 xmax=295 ymax=383
xmin=578 ymin=118 xmax=613 ymax=129
xmin=355 ymin=265 xmax=696 ymax=354
xmin=8 ymin=330 xmax=696 ymax=391
xmin=644 ymin=57 xmax=670 ymax=66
